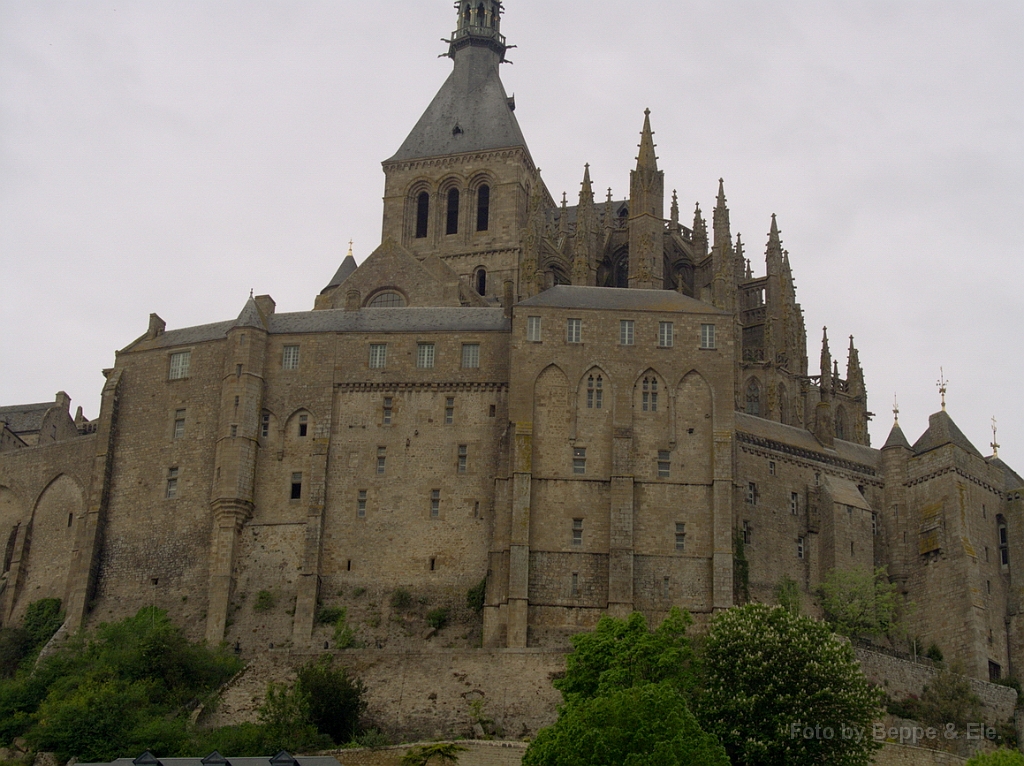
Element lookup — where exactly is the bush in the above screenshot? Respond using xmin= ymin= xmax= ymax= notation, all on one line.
xmin=390 ymin=589 xmax=412 ymax=610
xmin=22 ymin=598 xmax=64 ymax=650
xmin=426 ymin=608 xmax=449 ymax=630
xmin=332 ymin=608 xmax=358 ymax=649
xmin=819 ymin=566 xmax=899 ymax=639
xmin=316 ymin=606 xmax=344 ymax=625
xmin=967 ymin=750 xmax=1024 ymax=766
xmin=0 ymin=628 xmax=32 ymax=679
xmin=296 ymin=655 xmax=366 ymax=745
xmin=466 ymin=579 xmax=486 ymax=613
xmin=253 ymin=590 xmax=276 ymax=613
xmin=926 ymin=643 xmax=944 ymax=664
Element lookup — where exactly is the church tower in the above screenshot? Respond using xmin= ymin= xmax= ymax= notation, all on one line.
xmin=378 ymin=0 xmax=552 ymax=303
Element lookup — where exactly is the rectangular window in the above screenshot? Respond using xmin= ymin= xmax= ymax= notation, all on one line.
xmin=261 ymin=412 xmax=270 ymax=438
xmin=376 ymin=447 xmax=386 ymax=475
xmin=230 ymin=424 xmax=238 ymax=438
xmin=165 ymin=467 xmax=179 ymax=499
xmin=797 ymin=536 xmax=805 ymax=559
xmin=747 ymin=482 xmax=757 ymax=505
xmin=461 ymin=343 xmax=480 ymax=369
xmin=642 ymin=377 xmax=658 ymax=412
xmin=572 ymin=447 xmax=586 ymax=475
xmin=383 ymin=397 xmax=393 ymax=425
xmin=567 ymin=318 xmax=582 ymax=344
xmin=658 ymin=450 xmax=671 ymax=478
xmin=572 ymin=518 xmax=583 ymax=546
xmin=658 ymin=321 xmax=674 ymax=347
xmin=675 ymin=522 xmax=686 ymax=551
xmin=430 ymin=489 xmax=440 ymax=518
xmin=527 ymin=316 xmax=542 ymax=342
xmin=769 ymin=461 xmax=776 ymax=475
xmin=168 ymin=351 xmax=191 ymax=380
xmin=619 ymin=320 xmax=634 ymax=346
xmin=790 ymin=492 xmax=799 ymax=515
xmin=417 ymin=343 xmax=435 ymax=369
xmin=743 ymin=520 xmax=752 ymax=545
xmin=458 ymin=444 xmax=468 ymax=474
xmin=357 ymin=490 xmax=366 ymax=518
xmin=700 ymin=324 xmax=716 ymax=349
xmin=298 ymin=414 xmax=308 ymax=437
xmin=872 ymin=513 xmax=878 ymax=535
xmin=290 ymin=472 xmax=302 ymax=500
xmin=445 ymin=397 xmax=454 ymax=425
xmin=369 ymin=343 xmax=387 ymax=369
xmin=173 ymin=409 xmax=186 ymax=439
xmin=282 ymin=345 xmax=300 ymax=370
xmin=572 ymin=572 xmax=579 ymax=593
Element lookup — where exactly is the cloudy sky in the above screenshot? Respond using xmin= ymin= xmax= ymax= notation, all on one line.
xmin=2 ymin=1 xmax=1021 ymax=469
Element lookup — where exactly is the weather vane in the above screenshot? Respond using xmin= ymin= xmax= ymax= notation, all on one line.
xmin=991 ymin=416 xmax=1000 ymax=457
xmin=936 ymin=368 xmax=948 ymax=411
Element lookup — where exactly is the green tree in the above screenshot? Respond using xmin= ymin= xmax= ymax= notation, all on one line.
xmin=819 ymin=566 xmax=899 ymax=639
xmin=523 ymin=608 xmax=728 ymax=766
xmin=400 ymin=742 xmax=468 ymax=765
xmin=917 ymin=661 xmax=984 ymax=733
xmin=697 ymin=603 xmax=884 ymax=766
xmin=295 ymin=655 xmax=365 ymax=744
xmin=967 ymin=750 xmax=1024 ymax=766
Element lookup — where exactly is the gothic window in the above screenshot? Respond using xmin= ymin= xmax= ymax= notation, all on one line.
xmin=446 ymin=188 xmax=460 ymax=235
xmin=368 ymin=291 xmax=405 ymax=308
xmin=416 ymin=192 xmax=429 ymax=238
xmin=745 ymin=379 xmax=761 ymax=416
xmin=642 ymin=377 xmax=659 ymax=412
xmin=614 ymin=253 xmax=629 ymax=288
xmin=298 ymin=414 xmax=308 ymax=437
xmin=586 ymin=375 xmax=603 ymax=409
xmin=476 ymin=185 xmax=490 ymax=231
xmin=835 ymin=406 xmax=849 ymax=440
xmin=476 ymin=268 xmax=487 ymax=296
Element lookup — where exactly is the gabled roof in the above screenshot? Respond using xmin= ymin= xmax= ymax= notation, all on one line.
xmin=911 ymin=410 xmax=982 ymax=457
xmin=734 ymin=412 xmax=880 ymax=469
xmin=518 ymin=285 xmax=727 ymax=314
xmin=0 ymin=402 xmax=53 ymax=434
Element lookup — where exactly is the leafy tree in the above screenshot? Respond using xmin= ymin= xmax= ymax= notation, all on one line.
xmin=295 ymin=655 xmax=365 ymax=744
xmin=967 ymin=750 xmax=1024 ymax=766
xmin=917 ymin=661 xmax=984 ymax=733
xmin=400 ymin=742 xmax=468 ymax=765
xmin=0 ymin=627 xmax=32 ymax=679
xmin=22 ymin=598 xmax=64 ymax=650
xmin=524 ymin=608 xmax=728 ymax=766
xmin=819 ymin=566 xmax=899 ymax=639
xmin=697 ymin=603 xmax=884 ymax=766
xmin=776 ymin=576 xmax=801 ymax=615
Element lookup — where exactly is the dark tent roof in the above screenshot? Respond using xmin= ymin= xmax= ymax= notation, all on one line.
xmin=911 ymin=409 xmax=982 ymax=457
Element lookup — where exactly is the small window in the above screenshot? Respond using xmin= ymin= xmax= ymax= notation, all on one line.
xmin=662 ymin=576 xmax=671 ymax=599
xmin=488 ymin=404 xmax=496 ymax=417
xmin=642 ymin=377 xmax=659 ymax=412
xmin=230 ymin=424 xmax=238 ymax=438
xmin=586 ymin=375 xmax=603 ymax=409
xmin=173 ymin=409 xmax=186 ymax=439
xmin=675 ymin=522 xmax=686 ymax=551
xmin=476 ymin=268 xmax=487 ymax=296
xmin=290 ymin=472 xmax=302 ymax=500
xmin=790 ymin=492 xmax=799 ymax=515
xmin=369 ymin=344 xmax=387 ymax=369
xmin=619 ymin=320 xmax=634 ymax=346
xmin=368 ymin=291 xmax=406 ymax=308
xmin=476 ymin=185 xmax=490 ymax=231
xmin=872 ymin=513 xmax=878 ymax=535
xmin=376 ymin=447 xmax=386 ymax=475
xmin=282 ymin=345 xmax=300 ymax=370
xmin=298 ymin=414 xmax=308 ymax=437
xmin=446 ymin=188 xmax=460 ymax=235
xmin=659 ymin=321 xmax=674 ymax=348
xmin=165 ymin=467 xmax=179 ymax=499
xmin=998 ymin=516 xmax=1009 ymax=568
xmin=462 ymin=343 xmax=480 ymax=369
xmin=357 ymin=490 xmax=367 ymax=518
xmin=742 ymin=520 xmax=752 ymax=545
xmin=571 ymin=572 xmax=579 ymax=593
xmin=572 ymin=518 xmax=583 ymax=546
xmin=458 ymin=444 xmax=468 ymax=473
xmin=445 ymin=397 xmax=455 ymax=425
xmin=658 ymin=450 xmax=671 ymax=478
xmin=747 ymin=482 xmax=757 ymax=505
xmin=797 ymin=536 xmax=805 ymax=559
xmin=700 ymin=324 xmax=716 ymax=349
xmin=416 ymin=343 xmax=435 ymax=368
xmin=383 ymin=398 xmax=393 ymax=425
xmin=168 ymin=351 xmax=191 ymax=380
xmin=527 ymin=315 xmax=542 ymax=342
xmin=769 ymin=461 xmax=776 ymax=475
xmin=415 ymin=192 xmax=429 ymax=239
xmin=430 ymin=489 xmax=440 ymax=518
xmin=261 ymin=412 xmax=270 ymax=439
xmin=566 ymin=318 xmax=582 ymax=344
xmin=573 ymin=447 xmax=586 ymax=475
xmin=745 ymin=379 xmax=761 ymax=416
xmin=989 ymin=661 xmax=1002 ymax=682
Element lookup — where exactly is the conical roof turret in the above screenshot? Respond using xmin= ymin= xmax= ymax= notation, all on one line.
xmin=234 ymin=293 xmax=267 ymax=331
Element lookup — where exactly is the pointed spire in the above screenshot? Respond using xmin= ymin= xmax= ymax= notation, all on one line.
xmin=604 ymin=187 xmax=614 ymax=228
xmin=713 ymin=178 xmax=731 ymax=250
xmin=559 ymin=192 xmax=568 ymax=234
xmin=691 ymin=202 xmax=708 ymax=257
xmin=847 ymin=335 xmax=864 ymax=392
xmin=636 ymin=108 xmax=658 ymax=171
xmin=820 ymin=327 xmax=833 ymax=397
xmin=234 ymin=293 xmax=267 ymax=331
xmin=580 ymin=164 xmax=593 ymax=201
xmin=670 ymin=190 xmax=680 ymax=232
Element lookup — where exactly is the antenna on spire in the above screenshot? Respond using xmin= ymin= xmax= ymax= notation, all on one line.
xmin=991 ymin=416 xmax=1000 ymax=457
xmin=937 ymin=368 xmax=948 ymax=411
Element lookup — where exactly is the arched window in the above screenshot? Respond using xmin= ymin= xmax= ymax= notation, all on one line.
xmin=745 ymin=379 xmax=761 ymax=417
xmin=587 ymin=375 xmax=603 ymax=409
xmin=642 ymin=377 xmax=658 ymax=412
xmin=476 ymin=184 xmax=490 ymax=231
xmin=475 ymin=268 xmax=486 ymax=296
xmin=446 ymin=188 xmax=460 ymax=235
xmin=415 ymin=192 xmax=429 ymax=239
xmin=368 ymin=291 xmax=406 ymax=308
xmin=614 ymin=252 xmax=629 ymax=288
xmin=476 ymin=3 xmax=485 ymax=25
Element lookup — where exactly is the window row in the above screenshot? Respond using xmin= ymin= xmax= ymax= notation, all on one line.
xmin=353 ymin=488 xmax=464 ymax=520
xmin=414 ymin=184 xmax=490 ymax=239
xmin=569 ymin=518 xmax=687 ymax=551
xmin=570 ymin=447 xmax=675 ymax=476
xmin=372 ymin=445 xmax=473 ymax=474
xmin=379 ymin=396 xmax=496 ymax=425
xmin=526 ymin=317 xmax=717 ymax=349
xmin=369 ymin=342 xmax=481 ymax=369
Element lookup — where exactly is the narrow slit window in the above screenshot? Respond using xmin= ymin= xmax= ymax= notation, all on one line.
xmin=790 ymin=492 xmax=799 ymax=515
xmin=572 ymin=447 xmax=586 ymax=475
xmin=298 ymin=414 xmax=308 ymax=437
xmin=458 ymin=444 xmax=468 ymax=473
xmin=357 ymin=490 xmax=367 ymax=518
xmin=415 ymin=192 xmax=429 ymax=238
xmin=376 ymin=447 xmax=386 ymax=475
xmin=446 ymin=188 xmax=460 ymax=235
xmin=261 ymin=412 xmax=270 ymax=439
xmin=430 ymin=489 xmax=440 ymax=518
xmin=173 ymin=409 xmax=186 ymax=439
xmin=572 ymin=518 xmax=583 ymax=546
xmin=383 ymin=398 xmax=393 ymax=425
xmin=658 ymin=450 xmax=671 ymax=478
xmin=675 ymin=522 xmax=686 ymax=551
xmin=797 ymin=536 xmax=805 ymax=559
xmin=165 ymin=467 xmax=179 ymax=499
xmin=476 ymin=184 xmax=490 ymax=231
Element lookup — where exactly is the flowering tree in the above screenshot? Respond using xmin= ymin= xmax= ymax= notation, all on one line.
xmin=697 ymin=603 xmax=884 ymax=766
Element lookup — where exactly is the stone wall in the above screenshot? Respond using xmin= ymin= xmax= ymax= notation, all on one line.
xmin=872 ymin=743 xmax=968 ymax=766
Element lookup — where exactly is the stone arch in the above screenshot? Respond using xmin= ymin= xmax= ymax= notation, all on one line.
xmin=285 ymin=408 xmax=315 ymax=440
xmin=406 ymin=178 xmax=434 ymax=241
xmin=533 ymin=364 xmax=571 ymax=475
xmin=0 ymin=485 xmax=26 ymax=576
xmin=676 ymin=371 xmax=714 ymax=483
xmin=364 ymin=287 xmax=408 ymax=308
xmin=576 ymin=366 xmax=612 ymax=412
xmin=469 ymin=173 xmax=494 ymax=233
xmin=633 ymin=368 xmax=666 ymax=414
xmin=744 ymin=377 xmax=762 ymax=417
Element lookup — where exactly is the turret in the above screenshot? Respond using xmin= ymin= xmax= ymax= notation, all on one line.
xmin=449 ymin=0 xmax=507 ymax=61
xmin=628 ymin=109 xmax=665 ymax=289
xmin=692 ymin=203 xmax=708 ymax=258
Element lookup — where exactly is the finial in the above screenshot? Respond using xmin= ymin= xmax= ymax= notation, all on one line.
xmin=937 ymin=368 xmax=948 ymax=411
xmin=893 ymin=393 xmax=900 ymax=424
xmin=607 ymin=187 xmax=613 ymax=203
xmin=991 ymin=416 xmax=999 ymax=457
xmin=347 ymin=239 xmax=353 ymax=257
xmin=249 ymin=288 xmax=254 ymax=299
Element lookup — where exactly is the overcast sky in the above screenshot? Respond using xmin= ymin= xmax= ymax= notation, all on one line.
xmin=1 ymin=1 xmax=1021 ymax=470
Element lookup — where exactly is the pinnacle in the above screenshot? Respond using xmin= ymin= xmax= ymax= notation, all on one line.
xmin=716 ymin=178 xmax=727 ymax=208
xmin=636 ymin=109 xmax=658 ymax=170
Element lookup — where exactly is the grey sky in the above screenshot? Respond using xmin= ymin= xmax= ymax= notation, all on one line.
xmin=1 ymin=1 xmax=1021 ymax=469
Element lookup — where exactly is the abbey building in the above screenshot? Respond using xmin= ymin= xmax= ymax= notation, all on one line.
xmin=0 ymin=1 xmax=1021 ymax=683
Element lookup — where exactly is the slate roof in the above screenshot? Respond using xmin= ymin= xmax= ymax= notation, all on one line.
xmin=518 ymin=285 xmax=728 ymax=314
xmin=826 ymin=475 xmax=874 ymax=510
xmin=734 ymin=412 xmax=880 ymax=469
xmin=911 ymin=410 xmax=982 ymax=457
xmin=234 ymin=296 xmax=267 ymax=330
xmin=988 ymin=457 xmax=1024 ymax=490
xmin=387 ymin=46 xmax=528 ymax=163
xmin=0 ymin=402 xmax=53 ymax=434
xmin=135 ymin=308 xmax=511 ymax=350
xmin=882 ymin=422 xmax=912 ymax=450
xmin=322 ymin=254 xmax=358 ymax=293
